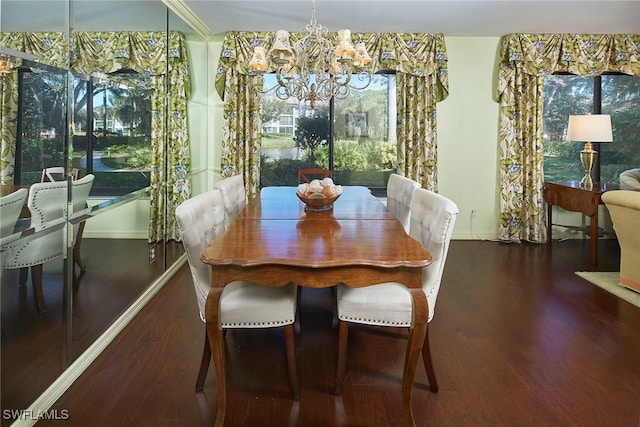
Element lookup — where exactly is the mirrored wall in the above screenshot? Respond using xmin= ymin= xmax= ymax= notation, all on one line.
xmin=0 ymin=1 xmax=205 ymax=421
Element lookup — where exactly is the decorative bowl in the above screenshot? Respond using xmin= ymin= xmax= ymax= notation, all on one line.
xmin=296 ymin=193 xmax=341 ymax=212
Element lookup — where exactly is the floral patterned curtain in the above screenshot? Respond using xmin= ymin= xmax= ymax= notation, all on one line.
xmin=0 ymin=73 xmax=19 ymax=185
xmin=497 ymin=33 xmax=640 ymax=243
xmin=215 ymin=31 xmax=448 ymax=195
xmin=0 ymin=31 xmax=190 ymax=241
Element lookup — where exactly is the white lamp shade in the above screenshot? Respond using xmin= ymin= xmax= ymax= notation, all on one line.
xmin=567 ymin=114 xmax=613 ymax=142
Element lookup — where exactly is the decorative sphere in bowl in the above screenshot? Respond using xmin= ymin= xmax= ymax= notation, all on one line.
xmin=297 ymin=192 xmax=341 ymax=212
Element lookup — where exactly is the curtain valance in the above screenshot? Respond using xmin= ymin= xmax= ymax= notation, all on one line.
xmin=216 ymin=31 xmax=449 ymax=103
xmin=1 ymin=31 xmax=190 ymax=93
xmin=498 ymin=33 xmax=640 ymax=103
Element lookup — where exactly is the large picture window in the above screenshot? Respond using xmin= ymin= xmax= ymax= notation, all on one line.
xmin=260 ymin=73 xmax=396 ymax=194
xmin=543 ymin=74 xmax=640 ymax=184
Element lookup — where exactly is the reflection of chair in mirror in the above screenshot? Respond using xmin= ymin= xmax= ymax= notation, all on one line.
xmin=41 ymin=166 xmax=86 ymax=273
xmin=334 ymin=187 xmax=458 ymax=395
xmin=298 ymin=168 xmax=332 ymax=184
xmin=175 ymin=188 xmax=300 ymax=399
xmin=2 ymin=175 xmax=94 ymax=314
xmin=0 ymin=188 xmax=28 ymax=247
xmin=41 ymin=167 xmax=81 ymax=183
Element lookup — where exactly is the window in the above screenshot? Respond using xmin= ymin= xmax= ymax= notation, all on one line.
xmin=543 ymin=74 xmax=640 ymax=184
xmin=16 ymin=68 xmax=152 ymax=195
xmin=260 ymin=73 xmax=396 ymax=194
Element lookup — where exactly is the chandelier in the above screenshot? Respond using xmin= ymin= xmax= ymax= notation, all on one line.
xmin=248 ymin=0 xmax=372 ymax=109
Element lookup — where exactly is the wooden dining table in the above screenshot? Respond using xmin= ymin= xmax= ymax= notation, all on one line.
xmin=200 ymin=186 xmax=433 ymax=427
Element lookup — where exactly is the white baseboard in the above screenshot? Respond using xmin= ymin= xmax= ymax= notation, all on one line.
xmin=82 ymin=231 xmax=149 ymax=239
xmin=8 ymin=255 xmax=187 ymax=427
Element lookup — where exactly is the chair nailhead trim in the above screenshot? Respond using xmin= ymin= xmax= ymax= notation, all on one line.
xmin=222 ymin=319 xmax=294 ymax=327
xmin=339 ymin=316 xmax=410 ymax=326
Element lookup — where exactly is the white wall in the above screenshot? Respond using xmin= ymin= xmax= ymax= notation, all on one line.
xmin=438 ymin=37 xmax=501 ymax=240
xmin=186 ymin=34 xmax=211 ymax=196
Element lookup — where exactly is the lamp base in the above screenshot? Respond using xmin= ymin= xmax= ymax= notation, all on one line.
xmin=580 ymin=142 xmax=597 ymax=190
xmin=580 ymin=174 xmax=594 ymax=190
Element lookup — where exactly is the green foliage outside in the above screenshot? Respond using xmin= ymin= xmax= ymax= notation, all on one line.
xmin=261 ymin=137 xmax=396 ymax=187
xmin=99 ymin=146 xmax=151 ymax=169
xmin=21 ymin=138 xmax=65 ymax=173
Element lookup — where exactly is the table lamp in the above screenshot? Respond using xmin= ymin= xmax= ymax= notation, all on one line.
xmin=566 ymin=114 xmax=613 ymax=190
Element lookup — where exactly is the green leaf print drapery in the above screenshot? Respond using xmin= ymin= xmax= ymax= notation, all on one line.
xmin=0 ymin=73 xmax=19 ymax=185
xmin=215 ymin=32 xmax=448 ymax=195
xmin=497 ymin=33 xmax=640 ymax=243
xmin=0 ymin=31 xmax=191 ymax=241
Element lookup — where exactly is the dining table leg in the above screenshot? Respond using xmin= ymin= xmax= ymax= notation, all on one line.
xmin=205 ymin=285 xmax=226 ymax=427
xmin=403 ymin=287 xmax=429 ymax=427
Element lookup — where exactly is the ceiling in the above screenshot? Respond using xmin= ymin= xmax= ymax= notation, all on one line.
xmin=1 ymin=0 xmax=638 ymax=37
xmin=182 ymin=0 xmax=640 ymax=37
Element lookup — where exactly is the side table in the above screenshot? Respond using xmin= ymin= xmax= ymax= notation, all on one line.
xmin=544 ymin=181 xmax=619 ymax=266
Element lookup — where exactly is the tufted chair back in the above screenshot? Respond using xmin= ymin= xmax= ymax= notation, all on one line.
xmin=214 ymin=175 xmax=247 ymax=228
xmin=408 ymin=188 xmax=459 ymax=321
xmin=386 ymin=173 xmax=420 ymax=234
xmin=175 ymin=188 xmax=226 ymax=321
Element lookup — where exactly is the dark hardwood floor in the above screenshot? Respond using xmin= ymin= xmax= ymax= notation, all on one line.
xmin=1 ymin=239 xmax=184 ymax=423
xmin=37 ymin=239 xmax=640 ymax=426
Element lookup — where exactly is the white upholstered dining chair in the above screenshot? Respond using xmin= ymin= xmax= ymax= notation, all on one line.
xmin=386 ymin=173 xmax=420 ymax=233
xmin=214 ymin=174 xmax=247 ymax=228
xmin=0 ymin=188 xmax=28 ymax=245
xmin=2 ymin=175 xmax=94 ymax=314
xmin=334 ymin=187 xmax=458 ymax=394
xmin=175 ymin=188 xmax=300 ymax=399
